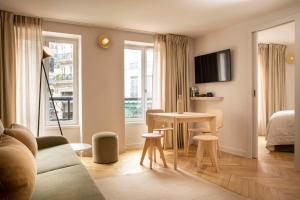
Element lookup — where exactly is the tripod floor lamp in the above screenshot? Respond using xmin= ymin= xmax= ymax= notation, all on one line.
xmin=37 ymin=46 xmax=63 ymax=137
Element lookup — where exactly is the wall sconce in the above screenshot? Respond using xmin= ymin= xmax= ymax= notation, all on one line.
xmin=286 ymin=53 xmax=295 ymax=64
xmin=98 ymin=35 xmax=111 ymax=49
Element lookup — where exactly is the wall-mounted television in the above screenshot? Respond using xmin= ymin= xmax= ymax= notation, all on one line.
xmin=194 ymin=49 xmax=231 ymax=84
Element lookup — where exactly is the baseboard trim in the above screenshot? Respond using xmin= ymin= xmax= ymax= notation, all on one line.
xmin=220 ymin=145 xmax=251 ymax=158
xmin=126 ymin=142 xmax=252 ymax=158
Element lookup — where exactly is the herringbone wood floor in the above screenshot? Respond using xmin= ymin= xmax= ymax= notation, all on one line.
xmin=82 ymin=136 xmax=300 ymax=200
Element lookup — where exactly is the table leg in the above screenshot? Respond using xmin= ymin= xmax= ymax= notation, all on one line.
xmin=147 ymin=116 xmax=154 ymax=160
xmin=183 ymin=122 xmax=188 ymax=154
xmin=149 ymin=140 xmax=153 ymax=169
xmin=173 ymin=119 xmax=178 ymax=170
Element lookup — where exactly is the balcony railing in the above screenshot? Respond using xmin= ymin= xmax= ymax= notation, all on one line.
xmin=124 ymin=97 xmax=152 ymax=119
xmin=49 ymin=96 xmax=73 ymax=121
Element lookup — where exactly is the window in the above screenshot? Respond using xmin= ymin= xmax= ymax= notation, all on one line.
xmin=124 ymin=44 xmax=154 ymax=121
xmin=130 ymin=76 xmax=138 ymax=97
xmin=43 ymin=35 xmax=79 ymax=126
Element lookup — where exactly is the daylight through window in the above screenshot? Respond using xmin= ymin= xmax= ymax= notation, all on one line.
xmin=43 ymin=35 xmax=79 ymax=126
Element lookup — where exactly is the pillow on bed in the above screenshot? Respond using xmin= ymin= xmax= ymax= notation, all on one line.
xmin=0 ymin=120 xmax=4 ymax=135
xmin=4 ymin=123 xmax=38 ymax=157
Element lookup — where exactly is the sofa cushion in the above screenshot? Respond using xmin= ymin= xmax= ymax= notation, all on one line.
xmin=36 ymin=136 xmax=69 ymax=150
xmin=36 ymin=144 xmax=81 ymax=174
xmin=0 ymin=134 xmax=36 ymax=200
xmin=32 ymin=165 xmax=105 ymax=200
xmin=5 ymin=123 xmax=38 ymax=157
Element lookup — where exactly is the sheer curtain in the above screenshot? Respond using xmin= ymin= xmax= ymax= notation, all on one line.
xmin=14 ymin=15 xmax=42 ymax=136
xmin=152 ymin=35 xmax=166 ymax=109
xmin=257 ymin=44 xmax=269 ymax=136
xmin=153 ymin=34 xmax=190 ymax=148
xmin=0 ymin=10 xmax=16 ymax=127
xmin=257 ymin=43 xmax=286 ymax=136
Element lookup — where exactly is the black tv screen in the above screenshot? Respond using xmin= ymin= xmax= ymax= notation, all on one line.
xmin=195 ymin=49 xmax=231 ymax=83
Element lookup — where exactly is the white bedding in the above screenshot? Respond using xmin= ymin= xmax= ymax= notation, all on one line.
xmin=266 ymin=110 xmax=295 ymax=151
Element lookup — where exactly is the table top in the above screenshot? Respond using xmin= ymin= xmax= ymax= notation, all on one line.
xmin=70 ymin=143 xmax=92 ymax=152
xmin=148 ymin=112 xmax=216 ymax=118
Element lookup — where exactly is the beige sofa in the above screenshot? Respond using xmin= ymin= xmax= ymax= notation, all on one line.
xmin=0 ymin=120 xmax=105 ymax=200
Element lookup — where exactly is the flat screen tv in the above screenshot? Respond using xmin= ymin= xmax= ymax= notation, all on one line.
xmin=194 ymin=49 xmax=231 ymax=83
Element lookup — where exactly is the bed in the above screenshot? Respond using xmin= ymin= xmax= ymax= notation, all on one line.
xmin=266 ymin=110 xmax=295 ymax=151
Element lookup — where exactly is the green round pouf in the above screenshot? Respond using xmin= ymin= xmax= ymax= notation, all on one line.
xmin=92 ymin=132 xmax=119 ymax=164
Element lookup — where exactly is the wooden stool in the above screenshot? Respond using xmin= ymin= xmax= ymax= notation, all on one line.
xmin=193 ymin=135 xmax=219 ymax=172
xmin=153 ymin=127 xmax=173 ymax=150
xmin=140 ymin=133 xmax=167 ymax=169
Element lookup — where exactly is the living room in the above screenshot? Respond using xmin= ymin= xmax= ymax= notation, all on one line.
xmin=0 ymin=1 xmax=300 ymax=200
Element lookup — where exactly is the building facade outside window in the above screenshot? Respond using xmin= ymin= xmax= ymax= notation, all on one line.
xmin=43 ymin=35 xmax=79 ymax=126
xmin=124 ymin=44 xmax=154 ymax=121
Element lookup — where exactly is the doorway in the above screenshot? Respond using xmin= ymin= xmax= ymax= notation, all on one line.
xmin=253 ymin=21 xmax=296 ymax=158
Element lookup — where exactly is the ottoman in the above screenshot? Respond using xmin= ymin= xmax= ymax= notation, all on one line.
xmin=92 ymin=132 xmax=118 ymax=164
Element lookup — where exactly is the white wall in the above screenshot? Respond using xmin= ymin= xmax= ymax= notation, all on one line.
xmin=43 ymin=21 xmax=153 ymax=154
xmin=192 ymin=30 xmax=253 ymax=157
xmin=43 ymin=127 xmax=81 ymax=143
xmin=286 ymin=45 xmax=295 ymax=109
xmin=125 ymin=123 xmax=147 ymax=149
xmin=191 ymin=4 xmax=300 ymax=158
xmin=295 ymin=13 xmax=300 ymax=171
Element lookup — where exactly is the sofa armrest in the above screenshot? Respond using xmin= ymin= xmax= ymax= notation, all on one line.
xmin=36 ymin=136 xmax=69 ymax=150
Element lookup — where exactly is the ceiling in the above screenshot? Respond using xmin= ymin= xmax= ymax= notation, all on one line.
xmin=0 ymin=0 xmax=298 ymax=37
xmin=257 ymin=22 xmax=295 ymax=45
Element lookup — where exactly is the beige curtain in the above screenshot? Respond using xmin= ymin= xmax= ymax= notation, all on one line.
xmin=154 ymin=34 xmax=190 ymax=148
xmin=14 ymin=15 xmax=42 ymax=136
xmin=267 ymin=44 xmax=286 ymax=118
xmin=0 ymin=10 xmax=16 ymax=127
xmin=257 ymin=43 xmax=286 ymax=136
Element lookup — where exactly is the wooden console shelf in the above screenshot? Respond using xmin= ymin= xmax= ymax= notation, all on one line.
xmin=190 ymin=97 xmax=224 ymax=101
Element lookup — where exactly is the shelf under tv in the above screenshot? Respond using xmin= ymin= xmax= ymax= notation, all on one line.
xmin=190 ymin=97 xmax=224 ymax=101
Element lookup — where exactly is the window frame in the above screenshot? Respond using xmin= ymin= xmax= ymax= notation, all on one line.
xmin=43 ymin=36 xmax=79 ymax=127
xmin=124 ymin=44 xmax=153 ymax=123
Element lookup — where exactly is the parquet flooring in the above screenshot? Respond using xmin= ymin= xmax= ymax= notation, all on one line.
xmin=82 ymin=136 xmax=300 ymax=200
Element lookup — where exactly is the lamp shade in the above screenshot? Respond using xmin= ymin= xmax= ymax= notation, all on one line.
xmin=42 ymin=46 xmax=54 ymax=59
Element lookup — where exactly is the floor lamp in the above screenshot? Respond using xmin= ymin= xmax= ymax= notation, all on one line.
xmin=37 ymin=46 xmax=63 ymax=137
